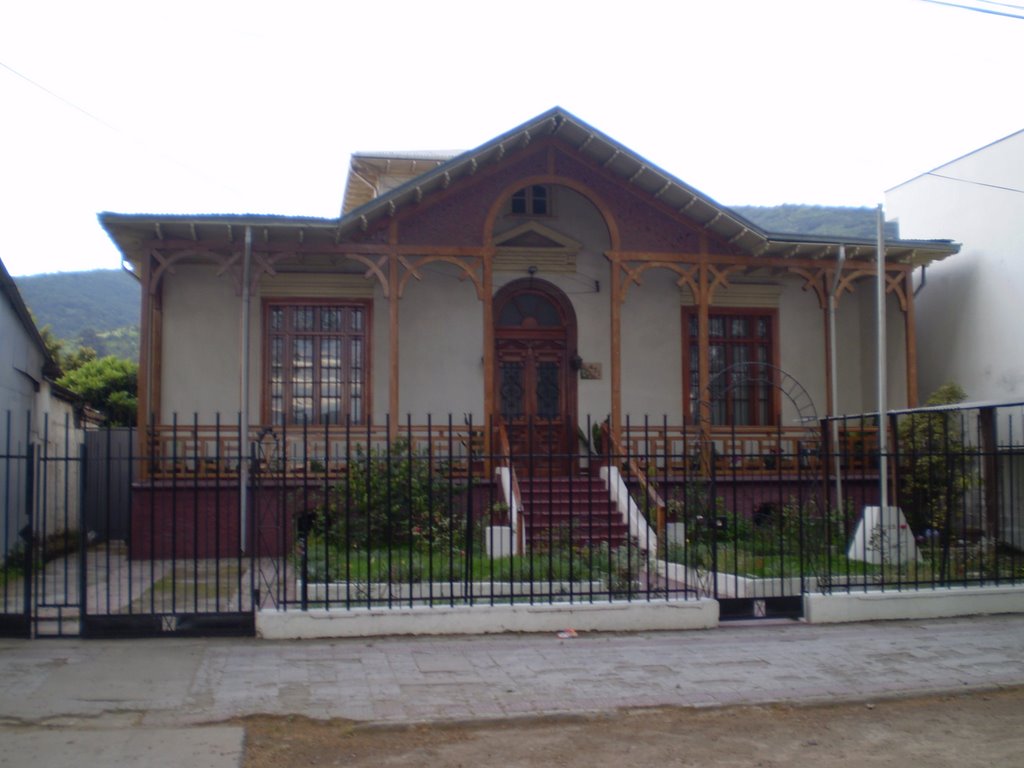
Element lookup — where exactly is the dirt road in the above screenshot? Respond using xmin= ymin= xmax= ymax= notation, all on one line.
xmin=243 ymin=685 xmax=1024 ymax=767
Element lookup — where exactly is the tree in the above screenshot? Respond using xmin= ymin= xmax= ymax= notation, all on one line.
xmin=38 ymin=324 xmax=96 ymax=376
xmin=57 ymin=356 xmax=138 ymax=426
xmin=896 ymin=382 xmax=970 ymax=534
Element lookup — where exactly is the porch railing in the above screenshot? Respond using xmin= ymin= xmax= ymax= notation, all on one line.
xmin=141 ymin=420 xmax=868 ymax=481
xmin=142 ymin=419 xmax=487 ymax=480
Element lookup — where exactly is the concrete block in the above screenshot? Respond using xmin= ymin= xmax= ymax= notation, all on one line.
xmin=804 ymin=584 xmax=1024 ymax=624
xmin=257 ymin=597 xmax=719 ymax=639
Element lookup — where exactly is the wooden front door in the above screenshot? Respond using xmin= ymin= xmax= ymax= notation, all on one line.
xmin=494 ymin=280 xmax=577 ymax=475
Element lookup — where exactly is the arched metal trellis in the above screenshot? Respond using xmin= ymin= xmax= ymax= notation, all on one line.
xmin=686 ymin=363 xmax=830 ymax=614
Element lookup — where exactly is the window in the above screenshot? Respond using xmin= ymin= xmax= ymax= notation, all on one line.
xmin=510 ymin=185 xmax=550 ymax=216
xmin=683 ymin=308 xmax=776 ymax=426
xmin=265 ymin=301 xmax=369 ymax=425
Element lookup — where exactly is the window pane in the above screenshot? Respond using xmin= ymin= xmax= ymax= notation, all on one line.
xmin=321 ymin=308 xmax=342 ymax=331
xmin=350 ymin=338 xmax=362 ymax=372
xmin=536 ymin=362 xmax=560 ymax=420
xmin=293 ymin=307 xmax=314 ymax=331
xmin=497 ymin=302 xmax=524 ymax=327
xmin=270 ymin=308 xmax=284 ymax=331
xmin=500 ymin=363 xmax=524 ymax=420
xmin=531 ymin=185 xmax=548 ymax=215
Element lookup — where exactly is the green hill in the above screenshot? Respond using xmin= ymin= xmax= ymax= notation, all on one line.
xmin=731 ymin=204 xmax=900 ymax=240
xmin=14 ymin=269 xmax=140 ymax=361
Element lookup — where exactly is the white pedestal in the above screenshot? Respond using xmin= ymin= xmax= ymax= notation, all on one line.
xmin=847 ymin=505 xmax=919 ymax=565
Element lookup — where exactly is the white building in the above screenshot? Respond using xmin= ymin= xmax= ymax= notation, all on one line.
xmin=887 ymin=129 xmax=1024 ymax=403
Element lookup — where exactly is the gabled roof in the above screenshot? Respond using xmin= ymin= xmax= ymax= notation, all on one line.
xmin=336 ymin=107 xmax=959 ymax=266
xmin=101 ymin=107 xmax=960 ymax=267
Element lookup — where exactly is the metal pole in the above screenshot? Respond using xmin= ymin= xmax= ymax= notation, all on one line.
xmin=829 ymin=245 xmax=846 ymax=511
xmin=876 ymin=205 xmax=889 ymax=515
xmin=239 ymin=226 xmax=252 ymax=554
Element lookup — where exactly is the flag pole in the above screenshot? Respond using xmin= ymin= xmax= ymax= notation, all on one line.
xmin=876 ymin=205 xmax=888 ymax=515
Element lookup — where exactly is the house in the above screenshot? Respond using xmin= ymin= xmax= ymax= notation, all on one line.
xmin=886 ymin=129 xmax=1024 ymax=403
xmin=98 ymin=108 xmax=959 ymax=557
xmin=0 ymin=256 xmax=83 ymax=556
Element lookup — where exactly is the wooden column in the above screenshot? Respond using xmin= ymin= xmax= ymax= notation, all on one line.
xmin=388 ymin=248 xmax=400 ymax=439
xmin=904 ymin=271 xmax=919 ymax=407
xmin=136 ymin=252 xmax=153 ymax=456
xmin=482 ymin=250 xmax=495 ymax=427
xmin=151 ymin=284 xmax=163 ymax=426
xmin=609 ymin=252 xmax=622 ymax=443
xmin=696 ymin=241 xmax=711 ymax=446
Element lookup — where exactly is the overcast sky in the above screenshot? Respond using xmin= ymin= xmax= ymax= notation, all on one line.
xmin=2 ymin=0 xmax=1021 ymax=277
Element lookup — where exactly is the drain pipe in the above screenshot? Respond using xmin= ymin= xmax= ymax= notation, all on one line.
xmin=829 ymin=244 xmax=845 ymax=511
xmin=240 ymin=226 xmax=253 ymax=554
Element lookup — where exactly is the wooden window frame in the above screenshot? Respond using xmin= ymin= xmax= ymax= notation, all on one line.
xmin=681 ymin=306 xmax=780 ymax=426
xmin=261 ymin=298 xmax=372 ymax=426
xmin=509 ymin=184 xmax=552 ymax=217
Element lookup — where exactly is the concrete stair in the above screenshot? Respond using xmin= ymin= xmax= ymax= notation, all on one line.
xmin=517 ymin=476 xmax=628 ymax=550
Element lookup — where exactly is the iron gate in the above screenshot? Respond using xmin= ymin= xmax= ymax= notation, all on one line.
xmin=1 ymin=415 xmax=260 ymax=639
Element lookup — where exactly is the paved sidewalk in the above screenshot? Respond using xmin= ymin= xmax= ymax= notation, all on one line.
xmin=1 ymin=614 xmax=1023 ymax=765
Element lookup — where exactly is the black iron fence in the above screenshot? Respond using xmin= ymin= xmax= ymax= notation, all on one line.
xmin=821 ymin=401 xmax=1024 ymax=593
xmin=2 ymin=403 xmax=1023 ymax=637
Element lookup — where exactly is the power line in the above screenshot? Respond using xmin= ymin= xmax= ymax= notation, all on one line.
xmin=977 ymin=0 xmax=1024 ymax=12
xmin=917 ymin=0 xmax=1024 ymax=19
xmin=0 ymin=60 xmax=120 ymax=132
xmin=926 ymin=171 xmax=1024 ymax=194
xmin=0 ymin=58 xmax=248 ymax=198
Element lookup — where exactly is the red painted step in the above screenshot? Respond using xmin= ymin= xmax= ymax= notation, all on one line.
xmin=517 ymin=476 xmax=629 ymax=549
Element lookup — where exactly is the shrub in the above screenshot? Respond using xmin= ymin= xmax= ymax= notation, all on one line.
xmin=312 ymin=439 xmax=466 ymax=552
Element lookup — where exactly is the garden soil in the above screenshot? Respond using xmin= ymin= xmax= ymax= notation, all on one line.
xmin=242 ymin=685 xmax=1024 ymax=767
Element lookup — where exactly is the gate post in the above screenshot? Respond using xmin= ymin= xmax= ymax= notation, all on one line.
xmin=78 ymin=442 xmax=88 ymax=622
xmin=21 ymin=444 xmax=35 ymax=624
xmin=709 ymin=453 xmax=718 ymax=601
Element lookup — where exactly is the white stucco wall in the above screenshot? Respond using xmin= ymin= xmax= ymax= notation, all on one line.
xmin=887 ymin=130 xmax=1024 ymax=403
xmin=159 ymin=265 xmax=243 ymax=422
xmin=399 ymin=263 xmax=483 ymax=421
xmin=621 ymin=267 xmax=682 ymax=423
xmin=777 ymin=277 xmax=826 ymax=424
xmin=850 ymin=288 xmax=908 ymax=412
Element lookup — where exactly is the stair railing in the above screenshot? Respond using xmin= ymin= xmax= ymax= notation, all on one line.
xmin=606 ymin=424 xmax=666 ymax=552
xmin=494 ymin=418 xmax=524 ymax=556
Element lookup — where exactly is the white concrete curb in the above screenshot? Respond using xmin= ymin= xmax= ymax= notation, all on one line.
xmin=804 ymin=585 xmax=1024 ymax=624
xmin=257 ymin=598 xmax=719 ymax=639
